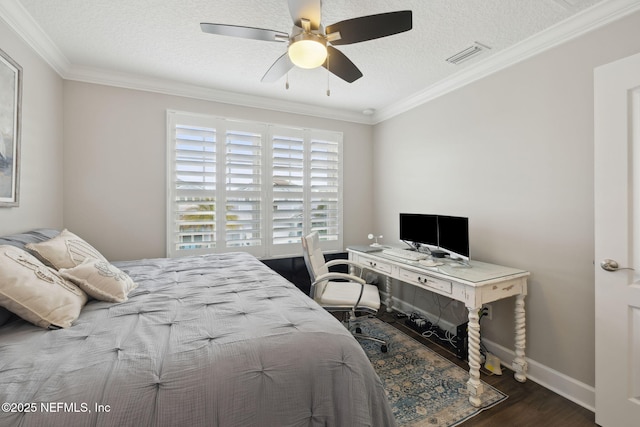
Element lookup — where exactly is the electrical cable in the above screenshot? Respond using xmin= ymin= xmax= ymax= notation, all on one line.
xmin=478 ymin=307 xmax=490 ymax=358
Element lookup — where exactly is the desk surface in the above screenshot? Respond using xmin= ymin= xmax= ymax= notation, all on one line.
xmin=347 ymin=247 xmax=529 ymax=284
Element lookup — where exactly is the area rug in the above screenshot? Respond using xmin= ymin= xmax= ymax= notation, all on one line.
xmin=357 ymin=318 xmax=507 ymax=427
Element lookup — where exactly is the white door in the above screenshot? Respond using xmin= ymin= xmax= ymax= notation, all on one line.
xmin=594 ymin=51 xmax=640 ymax=427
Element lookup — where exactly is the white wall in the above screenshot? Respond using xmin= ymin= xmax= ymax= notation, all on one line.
xmin=373 ymin=11 xmax=640 ymax=392
xmin=62 ymin=81 xmax=374 ymax=261
xmin=0 ymin=19 xmax=63 ymax=235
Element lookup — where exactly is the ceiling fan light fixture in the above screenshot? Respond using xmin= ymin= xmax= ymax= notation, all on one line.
xmin=288 ymin=33 xmax=327 ymax=69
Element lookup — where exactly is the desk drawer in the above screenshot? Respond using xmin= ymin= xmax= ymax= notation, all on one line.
xmin=400 ymin=269 xmax=452 ymax=294
xmin=354 ymin=254 xmax=393 ymax=275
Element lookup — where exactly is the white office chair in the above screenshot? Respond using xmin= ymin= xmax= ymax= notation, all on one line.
xmin=301 ymin=232 xmax=388 ymax=352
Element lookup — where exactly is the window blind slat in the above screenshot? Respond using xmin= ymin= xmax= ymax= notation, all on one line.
xmin=308 ymin=137 xmax=340 ymax=242
xmin=271 ymin=130 xmax=307 ymax=246
xmin=171 ymin=121 xmax=218 ymax=252
xmin=168 ymin=113 xmax=341 ymax=257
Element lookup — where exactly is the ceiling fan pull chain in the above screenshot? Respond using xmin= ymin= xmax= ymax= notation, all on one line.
xmin=326 ymin=54 xmax=331 ymax=96
xmin=286 ymin=72 xmax=290 ymax=90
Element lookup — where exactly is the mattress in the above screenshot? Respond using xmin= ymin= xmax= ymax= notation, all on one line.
xmin=0 ymin=234 xmax=395 ymax=426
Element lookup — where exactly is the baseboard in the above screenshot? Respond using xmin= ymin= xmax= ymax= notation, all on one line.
xmin=385 ymin=295 xmax=595 ymax=413
xmin=480 ymin=339 xmax=595 ymax=412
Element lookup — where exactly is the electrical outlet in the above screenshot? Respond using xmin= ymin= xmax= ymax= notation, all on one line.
xmin=482 ymin=304 xmax=493 ymax=320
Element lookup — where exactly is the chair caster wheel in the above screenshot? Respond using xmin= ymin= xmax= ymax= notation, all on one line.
xmin=381 ymin=345 xmax=388 ymax=353
xmin=355 ymin=327 xmax=362 ymax=334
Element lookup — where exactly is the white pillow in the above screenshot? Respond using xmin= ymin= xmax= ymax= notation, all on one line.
xmin=60 ymin=259 xmax=137 ymax=303
xmin=26 ymin=229 xmax=107 ymax=270
xmin=0 ymin=245 xmax=88 ymax=329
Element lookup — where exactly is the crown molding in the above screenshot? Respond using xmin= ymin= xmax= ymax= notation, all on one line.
xmin=2 ymin=0 xmax=639 ymax=125
xmin=0 ymin=0 xmax=70 ymax=74
xmin=372 ymin=0 xmax=640 ymax=124
xmin=0 ymin=0 xmax=372 ymax=124
xmin=64 ymin=65 xmax=374 ymax=124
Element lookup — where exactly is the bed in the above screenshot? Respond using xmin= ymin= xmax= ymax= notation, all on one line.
xmin=0 ymin=229 xmax=395 ymax=427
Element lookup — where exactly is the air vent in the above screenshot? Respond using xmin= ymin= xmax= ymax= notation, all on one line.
xmin=446 ymin=42 xmax=491 ymax=65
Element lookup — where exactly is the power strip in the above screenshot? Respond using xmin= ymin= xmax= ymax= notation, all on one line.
xmin=405 ymin=312 xmax=431 ymax=334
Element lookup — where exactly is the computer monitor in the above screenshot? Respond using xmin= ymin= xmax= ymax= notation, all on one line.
xmin=399 ymin=213 xmax=438 ymax=249
xmin=437 ymin=215 xmax=470 ymax=261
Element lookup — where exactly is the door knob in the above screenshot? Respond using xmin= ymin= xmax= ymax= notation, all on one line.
xmin=600 ymin=259 xmax=634 ymax=271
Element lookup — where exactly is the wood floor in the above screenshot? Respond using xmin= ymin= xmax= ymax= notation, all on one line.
xmin=376 ymin=310 xmax=597 ymax=427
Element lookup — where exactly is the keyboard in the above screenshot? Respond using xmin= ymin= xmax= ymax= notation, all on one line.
xmin=382 ymin=247 xmax=428 ymax=261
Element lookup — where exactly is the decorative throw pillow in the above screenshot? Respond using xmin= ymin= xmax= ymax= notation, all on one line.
xmin=0 ymin=245 xmax=88 ymax=329
xmin=60 ymin=259 xmax=137 ymax=303
xmin=26 ymin=229 xmax=107 ymax=270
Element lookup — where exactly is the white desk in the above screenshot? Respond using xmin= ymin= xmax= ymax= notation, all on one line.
xmin=347 ymin=247 xmax=530 ymax=407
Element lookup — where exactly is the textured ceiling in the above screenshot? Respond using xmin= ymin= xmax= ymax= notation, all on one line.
xmin=8 ymin=0 xmax=610 ymax=121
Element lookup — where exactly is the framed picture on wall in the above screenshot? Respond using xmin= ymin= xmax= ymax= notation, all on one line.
xmin=0 ymin=47 xmax=22 ymax=207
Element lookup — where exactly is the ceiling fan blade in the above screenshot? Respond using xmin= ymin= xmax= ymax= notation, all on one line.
xmin=287 ymin=0 xmax=322 ymax=30
xmin=326 ymin=11 xmax=412 ymax=45
xmin=200 ymin=23 xmax=288 ymax=42
xmin=323 ymin=46 xmax=363 ymax=83
xmin=261 ymin=53 xmax=295 ymax=83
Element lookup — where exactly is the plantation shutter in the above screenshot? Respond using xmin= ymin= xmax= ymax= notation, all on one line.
xmin=168 ymin=113 xmax=217 ymax=256
xmin=167 ymin=111 xmax=342 ymax=258
xmin=271 ymin=128 xmax=305 ymax=248
xmin=224 ymin=124 xmax=263 ymax=253
xmin=310 ymin=132 xmax=341 ymax=242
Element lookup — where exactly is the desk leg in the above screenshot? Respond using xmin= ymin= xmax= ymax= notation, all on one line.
xmin=385 ymin=276 xmax=393 ymax=312
xmin=513 ymin=294 xmax=528 ymax=382
xmin=466 ymin=306 xmax=484 ymax=407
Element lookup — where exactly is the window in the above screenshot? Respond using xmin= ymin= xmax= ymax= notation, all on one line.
xmin=167 ymin=111 xmax=343 ymax=258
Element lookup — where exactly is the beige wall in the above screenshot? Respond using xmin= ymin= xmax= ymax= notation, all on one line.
xmin=373 ymin=11 xmax=640 ymax=388
xmin=62 ymin=82 xmax=374 ymax=261
xmin=0 ymin=20 xmax=64 ymax=235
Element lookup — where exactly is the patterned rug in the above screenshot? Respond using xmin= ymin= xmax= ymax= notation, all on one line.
xmin=357 ymin=318 xmax=507 ymax=427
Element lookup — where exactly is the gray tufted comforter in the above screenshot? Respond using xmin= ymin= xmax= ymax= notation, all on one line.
xmin=0 ymin=232 xmax=395 ymax=427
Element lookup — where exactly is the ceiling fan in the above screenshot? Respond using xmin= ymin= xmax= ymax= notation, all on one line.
xmin=200 ymin=0 xmax=412 ymax=84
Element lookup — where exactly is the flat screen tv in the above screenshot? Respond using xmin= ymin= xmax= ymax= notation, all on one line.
xmin=399 ymin=213 xmax=438 ymax=249
xmin=437 ymin=215 xmax=470 ymax=261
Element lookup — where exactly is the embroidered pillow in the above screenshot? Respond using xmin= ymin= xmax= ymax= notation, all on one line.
xmin=26 ymin=229 xmax=107 ymax=270
xmin=0 ymin=245 xmax=88 ymax=329
xmin=60 ymin=259 xmax=137 ymax=303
